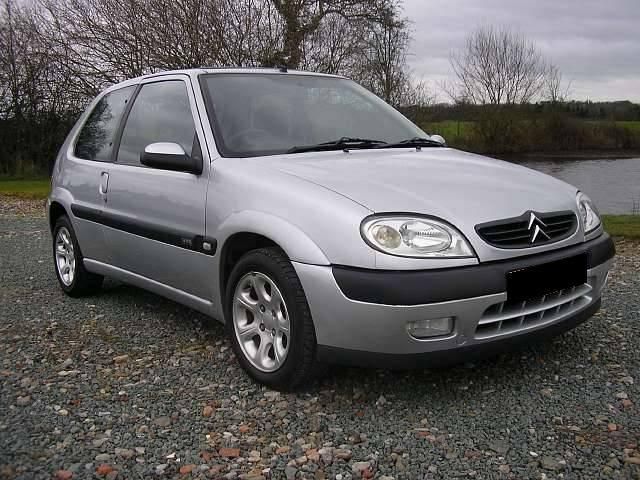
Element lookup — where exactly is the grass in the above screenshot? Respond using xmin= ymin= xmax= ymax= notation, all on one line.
xmin=422 ymin=120 xmax=474 ymax=140
xmin=423 ymin=119 xmax=640 ymax=138
xmin=618 ymin=121 xmax=640 ymax=132
xmin=0 ymin=178 xmax=50 ymax=199
xmin=602 ymin=215 xmax=640 ymax=239
xmin=423 ymin=120 xmax=640 ymax=139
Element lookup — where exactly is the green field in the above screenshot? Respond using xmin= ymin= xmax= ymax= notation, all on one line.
xmin=0 ymin=178 xmax=50 ymax=199
xmin=617 ymin=121 xmax=640 ymax=132
xmin=421 ymin=120 xmax=474 ymax=139
xmin=421 ymin=120 xmax=640 ymax=140
xmin=602 ymin=215 xmax=640 ymax=239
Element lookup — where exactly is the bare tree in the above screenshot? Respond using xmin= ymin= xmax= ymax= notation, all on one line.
xmin=0 ymin=0 xmax=83 ymax=174
xmin=34 ymin=0 xmax=413 ymax=95
xmin=148 ymin=0 xmax=282 ymax=70
xmin=0 ymin=0 xmax=419 ymax=175
xmin=301 ymin=13 xmax=364 ymax=74
xmin=356 ymin=10 xmax=408 ymax=104
xmin=0 ymin=0 xmax=23 ymax=119
xmin=352 ymin=9 xmax=430 ymax=108
xmin=269 ymin=0 xmax=393 ymax=68
xmin=448 ymin=26 xmax=548 ymax=105
xmin=37 ymin=0 xmax=284 ymax=94
xmin=544 ymin=64 xmax=571 ymax=104
xmin=399 ymin=77 xmax=435 ymax=108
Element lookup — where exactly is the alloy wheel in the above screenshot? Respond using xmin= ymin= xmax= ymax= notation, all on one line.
xmin=55 ymin=226 xmax=76 ymax=286
xmin=232 ymin=271 xmax=291 ymax=372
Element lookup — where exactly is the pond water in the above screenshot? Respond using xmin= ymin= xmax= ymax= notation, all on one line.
xmin=518 ymin=157 xmax=640 ymax=214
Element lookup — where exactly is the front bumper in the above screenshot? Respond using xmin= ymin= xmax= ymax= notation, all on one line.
xmin=293 ymin=234 xmax=615 ymax=367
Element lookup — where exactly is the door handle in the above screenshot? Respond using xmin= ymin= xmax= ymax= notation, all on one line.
xmin=99 ymin=172 xmax=109 ymax=197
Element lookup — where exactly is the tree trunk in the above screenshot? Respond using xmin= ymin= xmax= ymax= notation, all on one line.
xmin=283 ymin=20 xmax=303 ymax=68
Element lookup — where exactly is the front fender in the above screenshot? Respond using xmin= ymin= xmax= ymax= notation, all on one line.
xmin=216 ymin=210 xmax=330 ymax=265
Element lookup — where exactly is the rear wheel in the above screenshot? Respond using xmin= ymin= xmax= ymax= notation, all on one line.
xmin=52 ymin=216 xmax=103 ymax=296
xmin=225 ymin=247 xmax=317 ymax=390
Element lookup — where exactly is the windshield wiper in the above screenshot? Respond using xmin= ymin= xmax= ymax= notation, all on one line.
xmin=376 ymin=137 xmax=444 ymax=149
xmin=287 ymin=137 xmax=387 ymax=154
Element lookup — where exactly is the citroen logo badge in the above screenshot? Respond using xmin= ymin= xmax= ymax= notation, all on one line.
xmin=528 ymin=212 xmax=550 ymax=243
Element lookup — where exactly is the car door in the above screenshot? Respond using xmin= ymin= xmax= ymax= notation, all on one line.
xmin=66 ymin=85 xmax=136 ymax=264
xmin=102 ymin=76 xmax=213 ymax=299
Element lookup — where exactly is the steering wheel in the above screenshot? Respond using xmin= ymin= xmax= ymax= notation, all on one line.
xmin=227 ymin=128 xmax=276 ymax=148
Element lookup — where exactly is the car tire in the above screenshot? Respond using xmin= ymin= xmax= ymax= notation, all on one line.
xmin=52 ymin=215 xmax=103 ymax=297
xmin=225 ymin=247 xmax=317 ymax=391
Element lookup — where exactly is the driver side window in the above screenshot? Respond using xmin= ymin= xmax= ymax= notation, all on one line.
xmin=117 ymin=80 xmax=196 ymax=166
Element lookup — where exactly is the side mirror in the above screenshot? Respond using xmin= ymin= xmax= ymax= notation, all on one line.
xmin=140 ymin=142 xmax=202 ymax=174
xmin=430 ymin=134 xmax=446 ymax=146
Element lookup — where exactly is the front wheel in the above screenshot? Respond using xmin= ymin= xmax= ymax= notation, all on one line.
xmin=225 ymin=248 xmax=317 ymax=390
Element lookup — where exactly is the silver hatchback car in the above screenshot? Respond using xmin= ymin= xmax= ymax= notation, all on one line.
xmin=48 ymin=68 xmax=615 ymax=389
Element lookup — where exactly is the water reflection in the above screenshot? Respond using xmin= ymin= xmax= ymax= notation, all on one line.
xmin=519 ymin=157 xmax=640 ymax=214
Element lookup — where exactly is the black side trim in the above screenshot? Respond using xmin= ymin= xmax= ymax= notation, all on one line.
xmin=71 ymin=204 xmax=216 ymax=255
xmin=333 ymin=234 xmax=614 ymax=305
xmin=71 ymin=204 xmax=102 ymax=223
xmin=316 ymin=299 xmax=601 ymax=369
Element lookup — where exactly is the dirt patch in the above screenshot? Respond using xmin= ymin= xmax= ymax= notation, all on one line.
xmin=0 ymin=195 xmax=46 ymax=218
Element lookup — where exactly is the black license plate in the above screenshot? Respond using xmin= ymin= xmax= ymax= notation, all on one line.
xmin=507 ymin=254 xmax=587 ymax=302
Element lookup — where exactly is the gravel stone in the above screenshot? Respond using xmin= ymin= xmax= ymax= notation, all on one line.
xmin=105 ymin=471 xmax=118 ymax=480
xmin=351 ymin=461 xmax=371 ymax=473
xmin=96 ymin=464 xmax=114 ymax=476
xmin=607 ymin=458 xmax=622 ymax=469
xmin=540 ymin=455 xmax=563 ymax=471
xmin=112 ymin=354 xmax=129 ymax=364
xmin=334 ymin=449 xmax=353 ymax=461
xmin=488 ymin=439 xmax=510 ymax=455
xmin=153 ymin=416 xmax=171 ymax=427
xmin=114 ymin=448 xmax=135 ymax=459
xmin=284 ymin=465 xmax=297 ymax=480
xmin=1 ymin=214 xmax=639 ymax=480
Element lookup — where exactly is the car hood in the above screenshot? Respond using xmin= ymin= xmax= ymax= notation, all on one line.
xmin=225 ymin=147 xmax=585 ymax=266
xmin=259 ymin=148 xmax=579 ymax=223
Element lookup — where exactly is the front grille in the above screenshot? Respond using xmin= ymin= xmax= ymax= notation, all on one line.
xmin=476 ymin=211 xmax=577 ymax=249
xmin=475 ymin=282 xmax=593 ymax=339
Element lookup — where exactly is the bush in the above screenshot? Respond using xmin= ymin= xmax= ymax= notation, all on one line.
xmin=468 ymin=107 xmax=529 ymax=154
xmin=431 ymin=111 xmax=640 ymax=155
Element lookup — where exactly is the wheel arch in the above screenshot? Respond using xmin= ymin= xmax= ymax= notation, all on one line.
xmin=47 ymin=186 xmax=76 ymax=233
xmin=216 ymin=211 xmax=330 ymax=301
xmin=48 ymin=201 xmax=68 ymax=232
xmin=219 ymin=232 xmax=279 ymax=299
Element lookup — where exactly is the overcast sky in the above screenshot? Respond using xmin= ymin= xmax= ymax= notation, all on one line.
xmin=402 ymin=0 xmax=640 ymax=102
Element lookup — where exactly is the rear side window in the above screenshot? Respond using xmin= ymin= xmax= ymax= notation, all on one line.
xmin=117 ymin=81 xmax=196 ymax=166
xmin=74 ymin=86 xmax=135 ymax=161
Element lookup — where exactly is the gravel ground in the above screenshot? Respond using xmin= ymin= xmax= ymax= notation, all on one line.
xmin=1 ymin=209 xmax=639 ymax=480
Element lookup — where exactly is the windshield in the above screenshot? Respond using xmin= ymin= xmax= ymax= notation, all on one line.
xmin=199 ymin=73 xmax=428 ymax=157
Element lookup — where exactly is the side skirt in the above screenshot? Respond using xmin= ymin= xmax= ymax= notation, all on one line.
xmin=83 ymin=258 xmax=218 ymax=319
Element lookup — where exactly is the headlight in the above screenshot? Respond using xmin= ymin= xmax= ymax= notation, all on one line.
xmin=361 ymin=215 xmax=475 ymax=258
xmin=576 ymin=192 xmax=601 ymax=233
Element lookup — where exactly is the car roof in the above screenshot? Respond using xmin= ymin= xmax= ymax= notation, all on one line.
xmin=102 ymin=68 xmax=346 ymax=95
